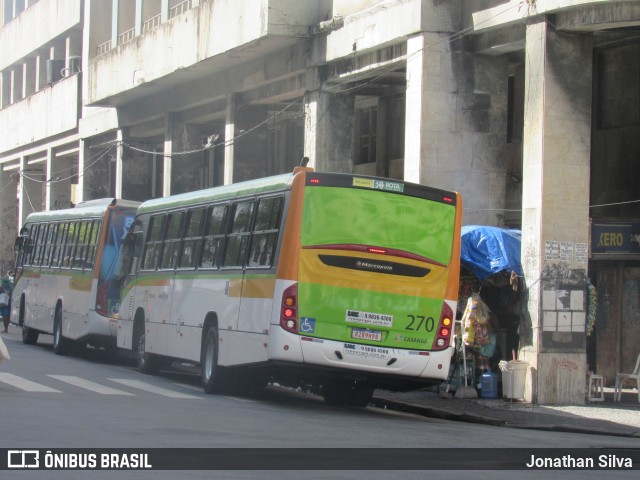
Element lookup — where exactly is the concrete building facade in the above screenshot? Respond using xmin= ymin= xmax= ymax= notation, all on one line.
xmin=1 ymin=0 xmax=639 ymax=404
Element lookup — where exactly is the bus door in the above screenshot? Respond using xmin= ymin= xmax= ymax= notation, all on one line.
xmin=237 ymin=195 xmax=283 ymax=337
xmin=155 ymin=210 xmax=189 ymax=359
xmin=97 ymin=208 xmax=135 ymax=336
xmin=11 ymin=224 xmax=37 ymax=327
xmin=146 ymin=211 xmax=183 ymax=356
xmin=222 ymin=200 xmax=255 ymax=338
xmin=68 ymin=220 xmax=98 ymax=339
xmin=30 ymin=223 xmax=50 ymax=331
xmin=167 ymin=207 xmax=209 ymax=361
xmin=117 ymin=221 xmax=144 ymax=350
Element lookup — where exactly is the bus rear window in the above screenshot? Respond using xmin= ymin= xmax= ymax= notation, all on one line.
xmin=301 ymin=186 xmax=456 ymax=266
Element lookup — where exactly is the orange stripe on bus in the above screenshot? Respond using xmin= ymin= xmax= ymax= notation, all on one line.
xmin=226 ymin=278 xmax=276 ymax=299
xmin=69 ymin=277 xmax=93 ymax=292
xmin=135 ymin=278 xmax=171 ymax=287
xmin=276 ymin=171 xmax=305 ymax=281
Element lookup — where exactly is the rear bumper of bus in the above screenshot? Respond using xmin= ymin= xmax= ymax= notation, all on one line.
xmin=268 ymin=326 xmax=453 ymax=383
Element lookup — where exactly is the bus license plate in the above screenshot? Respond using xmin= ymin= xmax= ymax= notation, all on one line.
xmin=351 ymin=328 xmax=382 ymax=342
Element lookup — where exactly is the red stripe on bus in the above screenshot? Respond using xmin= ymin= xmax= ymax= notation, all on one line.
xmin=302 ymin=244 xmax=446 ymax=267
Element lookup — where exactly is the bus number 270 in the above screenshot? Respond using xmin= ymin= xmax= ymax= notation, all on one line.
xmin=405 ymin=315 xmax=435 ymax=332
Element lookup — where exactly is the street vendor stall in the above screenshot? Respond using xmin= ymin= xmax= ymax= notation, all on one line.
xmin=447 ymin=226 xmax=523 ymax=398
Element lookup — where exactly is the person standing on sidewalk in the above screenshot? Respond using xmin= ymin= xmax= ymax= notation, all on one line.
xmin=0 ymin=272 xmax=13 ymax=333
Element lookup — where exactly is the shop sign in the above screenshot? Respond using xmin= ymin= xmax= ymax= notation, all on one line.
xmin=591 ymin=222 xmax=640 ymax=255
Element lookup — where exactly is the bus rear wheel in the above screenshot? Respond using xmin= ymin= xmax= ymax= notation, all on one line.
xmin=201 ymin=325 xmax=230 ymax=394
xmin=348 ymin=381 xmax=375 ymax=407
xmin=22 ymin=326 xmax=39 ymax=345
xmin=322 ymin=379 xmax=353 ymax=406
xmin=323 ymin=379 xmax=374 ymax=407
xmin=135 ymin=327 xmax=161 ymax=375
xmin=53 ymin=309 xmax=70 ymax=355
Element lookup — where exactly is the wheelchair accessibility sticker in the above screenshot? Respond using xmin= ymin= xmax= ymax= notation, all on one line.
xmin=300 ymin=317 xmax=316 ymax=333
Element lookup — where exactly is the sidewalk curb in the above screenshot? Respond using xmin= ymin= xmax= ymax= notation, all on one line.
xmin=503 ymin=423 xmax=640 ymax=438
xmin=371 ymin=397 xmax=506 ymax=427
xmin=372 ymin=397 xmax=640 ymax=438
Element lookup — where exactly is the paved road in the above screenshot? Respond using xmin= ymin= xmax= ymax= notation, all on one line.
xmin=1 ymin=331 xmax=638 ymax=480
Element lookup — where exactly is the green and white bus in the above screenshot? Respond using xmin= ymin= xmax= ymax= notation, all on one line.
xmin=12 ymin=199 xmax=139 ymax=353
xmin=117 ymin=167 xmax=462 ymax=405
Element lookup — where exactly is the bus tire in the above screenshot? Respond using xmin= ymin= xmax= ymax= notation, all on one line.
xmin=201 ymin=325 xmax=230 ymax=394
xmin=18 ymin=296 xmax=25 ymax=326
xmin=322 ymin=379 xmax=353 ymax=406
xmin=22 ymin=325 xmax=39 ymax=345
xmin=135 ymin=326 xmax=161 ymax=375
xmin=52 ymin=309 xmax=70 ymax=355
xmin=348 ymin=381 xmax=374 ymax=407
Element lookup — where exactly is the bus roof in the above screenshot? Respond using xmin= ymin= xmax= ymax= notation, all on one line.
xmin=23 ymin=198 xmax=140 ymax=225
xmin=137 ymin=173 xmax=293 ymax=214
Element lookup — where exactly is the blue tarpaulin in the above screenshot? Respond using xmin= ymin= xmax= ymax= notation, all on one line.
xmin=461 ymin=225 xmax=522 ymax=280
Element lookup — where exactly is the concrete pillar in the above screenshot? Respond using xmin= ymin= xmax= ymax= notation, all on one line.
xmin=161 ymin=0 xmax=169 ymax=23
xmin=111 ymin=0 xmax=119 ymax=48
xmin=303 ymin=90 xmax=354 ymax=173
xmin=520 ymin=22 xmax=592 ymax=405
xmin=44 ymin=148 xmax=52 ymax=210
xmin=77 ymin=140 xmax=86 ymax=204
xmin=224 ymin=94 xmax=236 ymax=185
xmin=35 ymin=50 xmax=48 ymax=91
xmin=65 ymin=30 xmax=82 ymax=74
xmin=404 ymin=32 xmax=508 ymax=224
xmin=163 ymin=115 xmax=173 ymax=196
xmin=135 ymin=0 xmax=143 ymax=36
xmin=115 ymin=130 xmax=123 ymax=199
xmin=0 ymin=166 xmax=18 ymax=274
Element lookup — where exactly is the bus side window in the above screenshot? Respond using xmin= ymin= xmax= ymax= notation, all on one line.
xmin=52 ymin=223 xmax=69 ymax=268
xmin=14 ymin=232 xmax=29 ymax=268
xmin=179 ymin=208 xmax=205 ymax=270
xmin=159 ymin=211 xmax=185 ymax=270
xmin=42 ymin=223 xmax=57 ymax=267
xmin=141 ymin=215 xmax=165 ymax=271
xmin=223 ymin=201 xmax=254 ymax=268
xmin=200 ymin=204 xmax=228 ymax=269
xmin=73 ymin=221 xmax=91 ymax=269
xmin=62 ymin=222 xmax=79 ymax=268
xmin=248 ymin=196 xmax=282 ymax=268
xmin=130 ymin=232 xmax=144 ymax=275
xmin=50 ymin=223 xmax=63 ymax=268
xmin=35 ymin=224 xmax=51 ymax=267
xmin=84 ymin=220 xmax=101 ymax=270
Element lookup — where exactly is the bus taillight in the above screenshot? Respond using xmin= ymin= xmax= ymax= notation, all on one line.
xmin=96 ymin=283 xmax=108 ymax=317
xmin=280 ymin=284 xmax=298 ymax=334
xmin=433 ymin=303 xmax=453 ymax=350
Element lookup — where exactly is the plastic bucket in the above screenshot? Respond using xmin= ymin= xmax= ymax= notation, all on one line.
xmin=500 ymin=360 xmax=528 ymax=400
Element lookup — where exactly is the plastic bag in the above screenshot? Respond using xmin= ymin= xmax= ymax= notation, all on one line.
xmin=462 ymin=294 xmax=492 ymax=347
xmin=0 ymin=335 xmax=10 ymax=363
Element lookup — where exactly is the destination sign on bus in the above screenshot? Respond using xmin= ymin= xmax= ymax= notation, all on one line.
xmin=352 ymin=177 xmax=404 ymax=193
